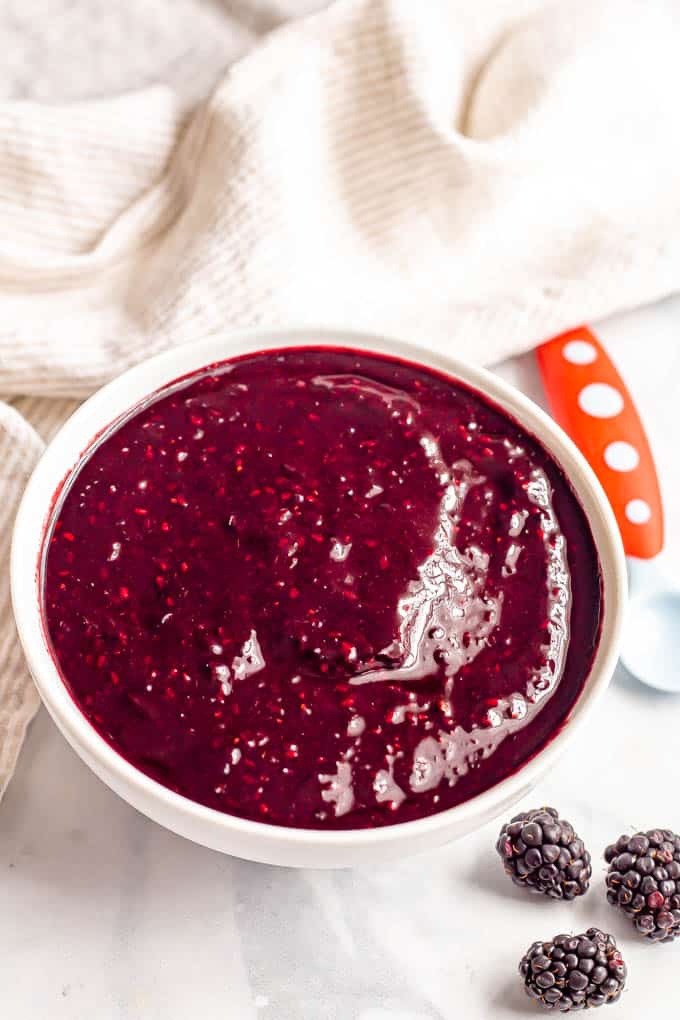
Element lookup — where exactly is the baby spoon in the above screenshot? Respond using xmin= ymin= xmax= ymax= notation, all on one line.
xmin=537 ymin=327 xmax=678 ymax=693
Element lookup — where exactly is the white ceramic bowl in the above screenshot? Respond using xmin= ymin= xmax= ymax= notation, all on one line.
xmin=11 ymin=328 xmax=626 ymax=868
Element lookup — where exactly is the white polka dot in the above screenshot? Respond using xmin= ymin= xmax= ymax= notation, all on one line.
xmin=578 ymin=383 xmax=624 ymax=418
xmin=604 ymin=441 xmax=639 ymax=472
xmin=625 ymin=499 xmax=652 ymax=524
xmin=563 ymin=340 xmax=597 ymax=365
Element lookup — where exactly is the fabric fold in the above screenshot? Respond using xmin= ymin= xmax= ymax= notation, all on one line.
xmin=0 ymin=403 xmax=44 ymax=795
xmin=0 ymin=0 xmax=679 ymax=401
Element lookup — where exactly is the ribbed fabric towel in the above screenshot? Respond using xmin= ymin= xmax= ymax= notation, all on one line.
xmin=2 ymin=0 xmax=680 ymax=795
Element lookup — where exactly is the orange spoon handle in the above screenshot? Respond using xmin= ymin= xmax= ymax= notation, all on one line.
xmin=536 ymin=326 xmax=663 ymax=560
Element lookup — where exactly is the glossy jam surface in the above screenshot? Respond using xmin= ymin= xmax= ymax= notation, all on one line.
xmin=44 ymin=348 xmax=601 ymax=829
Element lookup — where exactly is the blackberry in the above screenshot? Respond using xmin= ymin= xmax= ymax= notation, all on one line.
xmin=520 ymin=929 xmax=626 ymax=1011
xmin=496 ymin=807 xmax=591 ymax=899
xmin=605 ymin=829 xmax=680 ymax=942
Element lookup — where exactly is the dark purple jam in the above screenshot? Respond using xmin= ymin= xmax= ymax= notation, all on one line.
xmin=43 ymin=348 xmax=601 ymax=829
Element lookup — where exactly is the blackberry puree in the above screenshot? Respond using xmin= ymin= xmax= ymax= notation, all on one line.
xmin=43 ymin=348 xmax=602 ymax=829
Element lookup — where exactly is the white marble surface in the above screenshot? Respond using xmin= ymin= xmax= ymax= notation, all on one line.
xmin=4 ymin=298 xmax=680 ymax=1019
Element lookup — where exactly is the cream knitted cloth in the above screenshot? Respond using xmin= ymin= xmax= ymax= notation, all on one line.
xmin=2 ymin=0 xmax=680 ymax=794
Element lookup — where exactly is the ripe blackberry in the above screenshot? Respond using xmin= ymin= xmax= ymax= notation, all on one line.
xmin=605 ymin=829 xmax=680 ymax=942
xmin=496 ymin=807 xmax=591 ymax=899
xmin=520 ymin=929 xmax=626 ymax=1011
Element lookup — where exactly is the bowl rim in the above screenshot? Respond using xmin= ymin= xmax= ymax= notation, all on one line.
xmin=10 ymin=326 xmax=627 ymax=852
